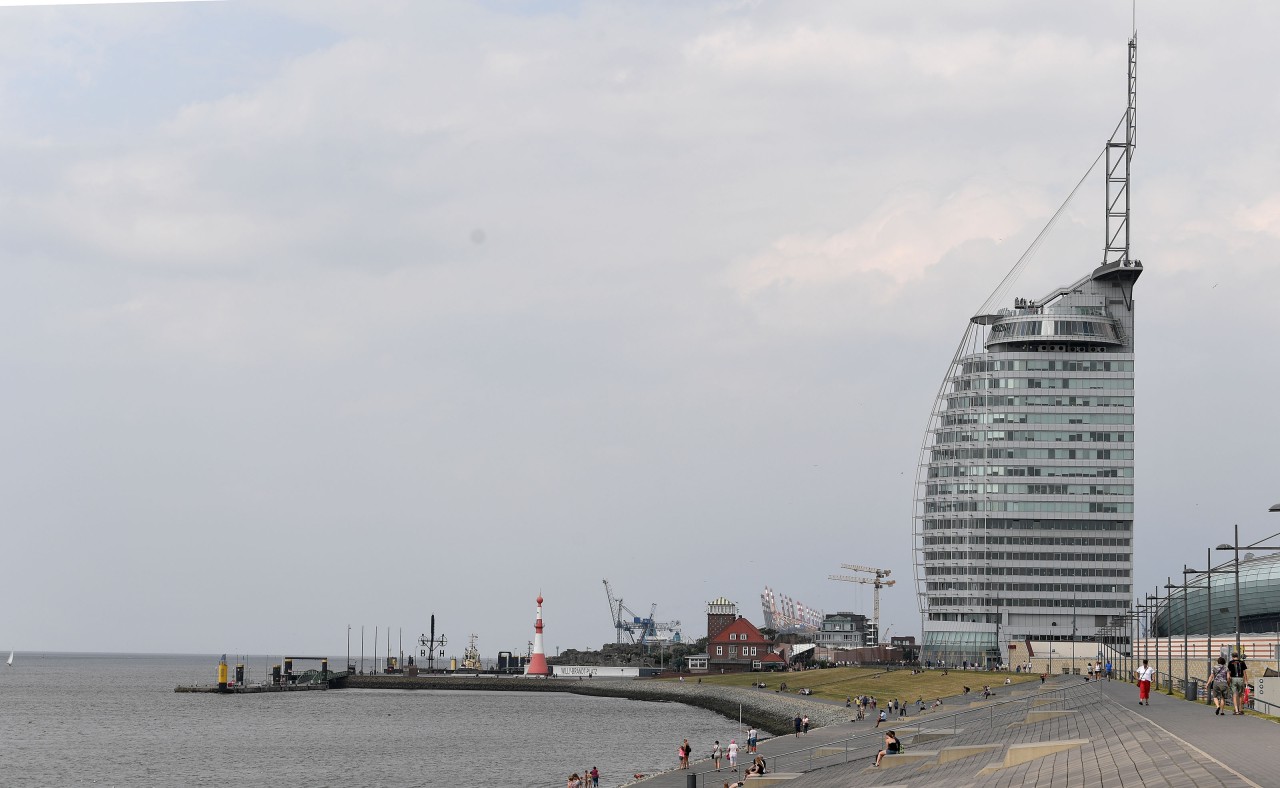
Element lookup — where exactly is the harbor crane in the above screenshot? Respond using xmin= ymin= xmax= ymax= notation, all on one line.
xmin=602 ymin=579 xmax=682 ymax=645
xmin=828 ymin=564 xmax=896 ymax=645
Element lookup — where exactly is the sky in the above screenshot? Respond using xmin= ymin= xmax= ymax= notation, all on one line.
xmin=2 ymin=1 xmax=1278 ymax=659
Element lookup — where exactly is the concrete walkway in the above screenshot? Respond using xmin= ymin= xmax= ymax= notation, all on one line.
xmin=636 ymin=675 xmax=1278 ymax=788
xmin=631 ymin=680 xmax=1059 ymax=788
xmin=1096 ymin=677 xmax=1274 ymax=787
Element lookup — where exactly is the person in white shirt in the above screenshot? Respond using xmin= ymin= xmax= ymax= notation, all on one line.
xmin=727 ymin=739 xmax=738 ymax=768
xmin=1135 ymin=659 xmax=1155 ymax=705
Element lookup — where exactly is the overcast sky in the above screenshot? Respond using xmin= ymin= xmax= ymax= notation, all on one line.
xmin=2 ymin=1 xmax=1278 ymax=658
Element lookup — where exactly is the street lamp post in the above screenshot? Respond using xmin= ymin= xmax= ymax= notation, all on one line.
xmin=1184 ymin=548 xmax=1237 ymax=703
xmin=1149 ymin=589 xmax=1161 ymax=692
xmin=1050 ymin=622 xmax=1056 ymax=676
xmin=1229 ymin=523 xmax=1240 ymax=660
xmin=1164 ymin=573 xmax=1189 ymax=695
xmin=1164 ymin=578 xmax=1176 ymax=694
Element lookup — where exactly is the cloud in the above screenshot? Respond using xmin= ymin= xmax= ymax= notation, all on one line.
xmin=725 ymin=181 xmax=1049 ymax=334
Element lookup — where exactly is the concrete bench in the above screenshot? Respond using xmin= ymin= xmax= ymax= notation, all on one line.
xmin=977 ymin=739 xmax=1088 ymax=775
xmin=875 ymin=750 xmax=938 ymax=769
xmin=911 ymin=729 xmax=960 ymax=744
xmin=743 ymin=773 xmax=802 ymax=786
xmin=936 ymin=744 xmax=1002 ymax=764
xmin=1020 ymin=708 xmax=1079 ymax=724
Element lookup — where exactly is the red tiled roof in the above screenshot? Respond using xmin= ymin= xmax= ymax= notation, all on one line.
xmin=709 ymin=617 xmax=772 ymax=646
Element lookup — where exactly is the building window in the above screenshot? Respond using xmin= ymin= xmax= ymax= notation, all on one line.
xmin=729 ymin=646 xmax=737 ymax=657
xmin=716 ymin=646 xmax=723 ymax=656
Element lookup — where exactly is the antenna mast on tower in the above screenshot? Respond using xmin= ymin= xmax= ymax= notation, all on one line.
xmin=1104 ymin=35 xmax=1137 ymax=265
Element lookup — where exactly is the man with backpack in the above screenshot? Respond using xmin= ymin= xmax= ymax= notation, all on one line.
xmin=1228 ymin=652 xmax=1249 ymax=715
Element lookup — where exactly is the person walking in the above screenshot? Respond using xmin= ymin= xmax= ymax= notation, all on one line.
xmin=1135 ymin=659 xmax=1154 ymax=705
xmin=1228 ymin=651 xmax=1249 ymax=715
xmin=1209 ymin=657 xmax=1231 ymax=716
xmin=711 ymin=741 xmax=722 ymax=771
xmin=727 ymin=739 xmax=738 ymax=769
xmin=794 ymin=715 xmax=802 ymax=737
xmin=1105 ymin=660 xmax=1113 ymax=681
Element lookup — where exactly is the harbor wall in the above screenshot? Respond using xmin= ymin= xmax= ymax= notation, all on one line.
xmin=340 ymin=675 xmax=834 ymax=735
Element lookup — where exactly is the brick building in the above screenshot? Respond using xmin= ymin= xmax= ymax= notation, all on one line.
xmin=685 ymin=596 xmax=783 ymax=674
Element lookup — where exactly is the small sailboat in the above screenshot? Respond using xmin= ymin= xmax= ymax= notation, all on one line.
xmin=6 ymin=650 xmax=13 ymax=666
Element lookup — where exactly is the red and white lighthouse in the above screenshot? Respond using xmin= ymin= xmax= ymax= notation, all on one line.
xmin=525 ymin=594 xmax=551 ymax=676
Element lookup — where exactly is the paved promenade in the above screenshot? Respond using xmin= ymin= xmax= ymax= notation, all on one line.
xmin=633 ymin=680 xmax=1045 ymax=788
xmin=1096 ymin=677 xmax=1272 ymax=787
xmin=631 ymin=675 xmax=1279 ymax=788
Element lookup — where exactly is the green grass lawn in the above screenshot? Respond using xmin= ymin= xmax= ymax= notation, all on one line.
xmin=680 ymin=666 xmax=1043 ymax=705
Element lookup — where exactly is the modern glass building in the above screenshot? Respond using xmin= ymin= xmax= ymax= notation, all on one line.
xmin=1156 ymin=552 xmax=1280 ymax=637
xmin=913 ymin=38 xmax=1142 ymax=668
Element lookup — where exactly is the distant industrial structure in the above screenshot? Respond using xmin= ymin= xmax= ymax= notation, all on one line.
xmin=827 ymin=564 xmax=896 ymax=645
xmin=602 ymin=579 xmax=682 ymax=645
xmin=760 ymin=586 xmax=824 ymax=633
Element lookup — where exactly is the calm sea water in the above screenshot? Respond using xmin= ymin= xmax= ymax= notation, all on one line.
xmin=0 ymin=653 xmax=748 ymax=787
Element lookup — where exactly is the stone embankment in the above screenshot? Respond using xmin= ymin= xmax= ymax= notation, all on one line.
xmin=344 ymin=675 xmax=848 ymax=735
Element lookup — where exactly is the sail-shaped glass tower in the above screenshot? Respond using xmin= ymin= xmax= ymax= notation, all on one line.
xmin=914 ymin=38 xmax=1142 ymax=667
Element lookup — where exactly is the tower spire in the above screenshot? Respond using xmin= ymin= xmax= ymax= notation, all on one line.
xmin=1104 ymin=35 xmax=1138 ymax=265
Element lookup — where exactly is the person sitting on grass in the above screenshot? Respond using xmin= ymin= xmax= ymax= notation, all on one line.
xmin=873 ymin=731 xmax=902 ymax=767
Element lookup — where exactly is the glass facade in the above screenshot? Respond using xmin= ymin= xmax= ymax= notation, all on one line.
xmin=915 ymin=260 xmax=1142 ymax=667
xmin=1156 ymin=553 xmax=1280 ymax=636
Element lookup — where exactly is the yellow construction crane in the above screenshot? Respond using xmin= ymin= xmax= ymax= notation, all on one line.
xmin=828 ymin=564 xmax=895 ymax=644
